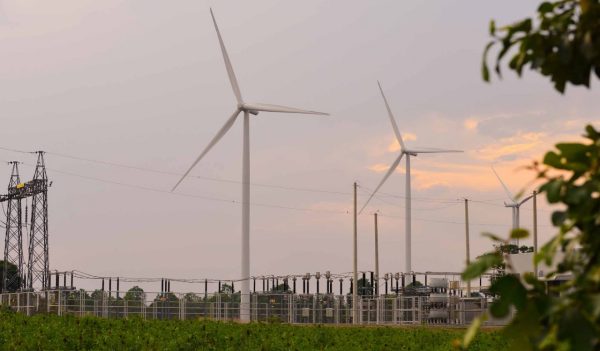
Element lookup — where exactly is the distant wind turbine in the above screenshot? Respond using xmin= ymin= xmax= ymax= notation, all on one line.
xmin=491 ymin=166 xmax=533 ymax=245
xmin=360 ymin=81 xmax=462 ymax=273
xmin=172 ymin=9 xmax=328 ymax=322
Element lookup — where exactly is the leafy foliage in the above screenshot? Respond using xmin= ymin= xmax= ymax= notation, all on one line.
xmin=124 ymin=286 xmax=145 ymax=301
xmin=0 ymin=260 xmax=21 ymax=292
xmin=483 ymin=0 xmax=600 ymax=93
xmin=0 ymin=309 xmax=510 ymax=351
xmin=459 ymin=126 xmax=600 ymax=350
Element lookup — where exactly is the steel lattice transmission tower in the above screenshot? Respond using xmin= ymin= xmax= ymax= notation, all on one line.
xmin=1 ymin=151 xmax=51 ymax=292
xmin=27 ymin=151 xmax=50 ymax=290
xmin=2 ymin=162 xmax=23 ymax=292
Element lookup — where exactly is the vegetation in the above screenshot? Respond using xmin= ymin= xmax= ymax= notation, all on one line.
xmin=0 ymin=308 xmax=509 ymax=351
xmin=483 ymin=0 xmax=600 ymax=93
xmin=0 ymin=260 xmax=21 ymax=292
xmin=459 ymin=126 xmax=600 ymax=350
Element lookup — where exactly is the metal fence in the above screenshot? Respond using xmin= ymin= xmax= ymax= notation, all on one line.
xmin=0 ymin=290 xmax=504 ymax=326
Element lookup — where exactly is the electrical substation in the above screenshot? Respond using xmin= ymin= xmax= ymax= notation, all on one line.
xmin=0 ymin=151 xmax=508 ymax=325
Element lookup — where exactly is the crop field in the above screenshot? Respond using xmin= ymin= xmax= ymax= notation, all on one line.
xmin=0 ymin=310 xmax=510 ymax=351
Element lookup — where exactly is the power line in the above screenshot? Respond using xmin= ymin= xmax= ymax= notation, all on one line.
xmin=0 ymin=146 xmax=353 ymax=196
xmin=0 ymin=148 xmax=556 ymax=227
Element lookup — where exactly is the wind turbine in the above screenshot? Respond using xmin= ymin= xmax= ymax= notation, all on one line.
xmin=491 ymin=166 xmax=533 ymax=245
xmin=172 ymin=9 xmax=328 ymax=322
xmin=360 ymin=81 xmax=462 ymax=273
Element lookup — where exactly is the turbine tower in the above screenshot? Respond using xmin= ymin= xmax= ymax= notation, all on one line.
xmin=360 ymin=82 xmax=461 ymax=273
xmin=491 ymin=166 xmax=533 ymax=246
xmin=172 ymin=9 xmax=328 ymax=322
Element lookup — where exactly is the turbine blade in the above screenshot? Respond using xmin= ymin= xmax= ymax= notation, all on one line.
xmin=210 ymin=8 xmax=243 ymax=104
xmin=243 ymin=103 xmax=328 ymax=115
xmin=359 ymin=153 xmax=404 ymax=214
xmin=172 ymin=109 xmax=241 ymax=191
xmin=377 ymin=81 xmax=405 ymax=150
xmin=491 ymin=166 xmax=515 ymax=202
xmin=408 ymin=149 xmax=463 ymax=154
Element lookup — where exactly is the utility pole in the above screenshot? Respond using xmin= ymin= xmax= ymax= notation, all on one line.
xmin=464 ymin=198 xmax=471 ymax=296
xmin=374 ymin=212 xmax=380 ymax=324
xmin=374 ymin=212 xmax=379 ymax=295
xmin=533 ymin=190 xmax=538 ymax=276
xmin=353 ymin=182 xmax=358 ymax=325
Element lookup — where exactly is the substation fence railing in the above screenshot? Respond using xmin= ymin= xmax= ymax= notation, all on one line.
xmin=0 ymin=291 xmax=505 ymax=326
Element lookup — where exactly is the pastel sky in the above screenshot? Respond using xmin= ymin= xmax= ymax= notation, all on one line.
xmin=1 ymin=0 xmax=598 ymax=293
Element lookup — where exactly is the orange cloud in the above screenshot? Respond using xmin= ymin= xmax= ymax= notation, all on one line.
xmin=387 ymin=133 xmax=417 ymax=152
xmin=369 ymin=163 xmax=392 ymax=173
xmin=475 ymin=132 xmax=545 ymax=161
xmin=464 ymin=118 xmax=479 ymax=131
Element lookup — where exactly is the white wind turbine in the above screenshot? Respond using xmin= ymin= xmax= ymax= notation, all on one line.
xmin=360 ymin=82 xmax=462 ymax=273
xmin=491 ymin=166 xmax=533 ymax=245
xmin=172 ymin=9 xmax=328 ymax=322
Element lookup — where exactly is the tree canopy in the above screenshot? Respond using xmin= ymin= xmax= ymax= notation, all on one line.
xmin=0 ymin=260 xmax=21 ymax=292
xmin=483 ymin=0 xmax=600 ymax=93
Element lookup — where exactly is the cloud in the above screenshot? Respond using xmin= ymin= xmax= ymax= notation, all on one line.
xmin=387 ymin=133 xmax=417 ymax=152
xmin=463 ymin=118 xmax=478 ymax=131
xmin=369 ymin=163 xmax=392 ymax=173
xmin=474 ymin=132 xmax=545 ymax=161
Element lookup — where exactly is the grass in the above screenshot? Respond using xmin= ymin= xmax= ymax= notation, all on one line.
xmin=0 ymin=309 xmax=510 ymax=350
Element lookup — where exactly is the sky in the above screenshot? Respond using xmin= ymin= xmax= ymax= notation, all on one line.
xmin=1 ymin=0 xmax=598 ymax=293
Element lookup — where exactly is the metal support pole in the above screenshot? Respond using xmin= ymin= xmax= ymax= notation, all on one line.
xmin=374 ymin=213 xmax=379 ymax=296
xmin=240 ymin=111 xmax=251 ymax=323
xmin=405 ymin=155 xmax=412 ymax=273
xmin=465 ymin=198 xmax=471 ymax=296
xmin=533 ymin=190 xmax=538 ymax=276
xmin=352 ymin=182 xmax=358 ymax=324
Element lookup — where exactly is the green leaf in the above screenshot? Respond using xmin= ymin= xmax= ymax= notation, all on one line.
xmin=541 ymin=178 xmax=563 ymax=203
xmin=555 ymin=143 xmax=589 ymax=161
xmin=481 ymin=232 xmax=505 ymax=242
xmin=462 ymin=313 xmax=487 ymax=349
xmin=489 ymin=20 xmax=496 ymax=36
xmin=538 ymin=2 xmax=554 ymax=14
xmin=489 ymin=275 xmax=527 ymax=318
xmin=482 ymin=42 xmax=495 ymax=82
xmin=565 ymin=187 xmax=589 ymax=205
xmin=535 ymin=235 xmax=559 ymax=267
xmin=510 ymin=228 xmax=529 ymax=240
xmin=557 ymin=309 xmax=597 ymax=351
xmin=462 ymin=252 xmax=502 ymax=280
xmin=543 ymin=151 xmax=563 ymax=169
xmin=551 ymin=211 xmax=567 ymax=226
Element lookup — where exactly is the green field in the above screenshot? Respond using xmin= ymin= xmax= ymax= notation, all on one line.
xmin=0 ymin=310 xmax=509 ymax=350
